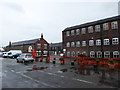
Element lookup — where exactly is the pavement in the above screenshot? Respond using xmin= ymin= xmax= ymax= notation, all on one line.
xmin=1 ymin=57 xmax=120 ymax=88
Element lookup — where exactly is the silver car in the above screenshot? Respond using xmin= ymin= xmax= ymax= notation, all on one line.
xmin=16 ymin=53 xmax=34 ymax=63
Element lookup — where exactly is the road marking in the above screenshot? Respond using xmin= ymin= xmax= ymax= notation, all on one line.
xmin=20 ymin=73 xmax=57 ymax=88
xmin=11 ymin=70 xmax=14 ymax=72
xmin=73 ymin=78 xmax=96 ymax=85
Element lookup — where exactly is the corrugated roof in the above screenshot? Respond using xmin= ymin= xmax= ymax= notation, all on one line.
xmin=11 ymin=38 xmax=39 ymax=46
xmin=63 ymin=15 xmax=120 ymax=31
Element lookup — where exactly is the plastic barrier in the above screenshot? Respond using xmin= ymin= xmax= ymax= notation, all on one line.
xmin=34 ymin=55 xmax=120 ymax=69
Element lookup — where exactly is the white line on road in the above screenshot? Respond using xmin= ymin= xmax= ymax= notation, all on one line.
xmin=20 ymin=73 xmax=57 ymax=88
xmin=73 ymin=78 xmax=96 ymax=85
xmin=11 ymin=70 xmax=15 ymax=72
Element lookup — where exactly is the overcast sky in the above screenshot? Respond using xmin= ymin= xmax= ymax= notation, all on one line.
xmin=0 ymin=0 xmax=119 ymax=48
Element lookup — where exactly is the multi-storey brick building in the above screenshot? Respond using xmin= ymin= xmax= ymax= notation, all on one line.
xmin=62 ymin=15 xmax=120 ymax=58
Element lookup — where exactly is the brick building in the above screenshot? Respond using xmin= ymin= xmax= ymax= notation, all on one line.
xmin=5 ymin=34 xmax=49 ymax=56
xmin=49 ymin=42 xmax=62 ymax=55
xmin=62 ymin=15 xmax=120 ymax=58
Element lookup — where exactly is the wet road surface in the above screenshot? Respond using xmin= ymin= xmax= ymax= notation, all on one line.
xmin=1 ymin=57 xmax=119 ymax=88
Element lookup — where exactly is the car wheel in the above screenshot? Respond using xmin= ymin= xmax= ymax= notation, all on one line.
xmin=17 ymin=60 xmax=19 ymax=63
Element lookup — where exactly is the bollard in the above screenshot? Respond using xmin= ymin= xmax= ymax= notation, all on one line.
xmin=53 ymin=58 xmax=56 ymax=64
xmin=71 ymin=61 xmax=74 ymax=66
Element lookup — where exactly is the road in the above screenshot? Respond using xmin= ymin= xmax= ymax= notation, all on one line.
xmin=1 ymin=57 xmax=119 ymax=88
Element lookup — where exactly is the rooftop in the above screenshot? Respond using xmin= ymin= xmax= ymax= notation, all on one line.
xmin=63 ymin=15 xmax=120 ymax=31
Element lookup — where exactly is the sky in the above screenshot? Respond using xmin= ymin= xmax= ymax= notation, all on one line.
xmin=0 ymin=0 xmax=119 ymax=48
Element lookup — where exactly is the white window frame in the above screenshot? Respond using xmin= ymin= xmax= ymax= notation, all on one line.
xmin=66 ymin=42 xmax=70 ymax=47
xmin=66 ymin=31 xmax=70 ymax=36
xmin=82 ymin=41 xmax=86 ymax=46
xmin=76 ymin=29 xmax=80 ymax=35
xmin=81 ymin=28 xmax=86 ymax=34
xmin=103 ymin=23 xmax=109 ymax=30
xmin=112 ymin=38 xmax=119 ymax=45
xmin=104 ymin=51 xmax=110 ymax=58
xmin=76 ymin=41 xmax=80 ymax=47
xmin=88 ymin=26 xmax=93 ymax=33
xmin=95 ymin=25 xmax=100 ymax=32
xmin=71 ymin=51 xmax=75 ymax=57
xmin=104 ymin=39 xmax=110 ymax=45
xmin=111 ymin=21 xmax=118 ymax=29
xmin=89 ymin=40 xmax=94 ymax=46
xmin=82 ymin=51 xmax=87 ymax=56
xmin=71 ymin=30 xmax=74 ymax=36
xmin=76 ymin=51 xmax=80 ymax=56
xmin=37 ymin=44 xmax=41 ymax=49
xmin=90 ymin=51 xmax=95 ymax=57
xmin=96 ymin=39 xmax=101 ymax=46
xmin=71 ymin=42 xmax=75 ymax=47
xmin=67 ymin=51 xmax=70 ymax=57
xmin=113 ymin=51 xmax=119 ymax=58
xmin=44 ymin=44 xmax=47 ymax=49
xmin=97 ymin=51 xmax=102 ymax=58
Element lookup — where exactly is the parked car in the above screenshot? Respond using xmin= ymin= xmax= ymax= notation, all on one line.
xmin=10 ymin=53 xmax=21 ymax=58
xmin=16 ymin=53 xmax=34 ymax=63
xmin=2 ymin=52 xmax=10 ymax=58
xmin=8 ymin=50 xmax=22 ymax=58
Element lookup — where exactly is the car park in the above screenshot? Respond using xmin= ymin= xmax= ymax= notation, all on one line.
xmin=16 ymin=53 xmax=34 ymax=63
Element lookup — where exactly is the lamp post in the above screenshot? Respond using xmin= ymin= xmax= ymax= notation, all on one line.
xmin=63 ymin=49 xmax=66 ymax=57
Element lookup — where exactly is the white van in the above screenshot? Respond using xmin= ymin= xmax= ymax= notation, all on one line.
xmin=2 ymin=52 xmax=9 ymax=58
xmin=7 ymin=50 xmax=22 ymax=58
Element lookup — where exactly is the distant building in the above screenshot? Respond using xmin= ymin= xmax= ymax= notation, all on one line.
xmin=4 ymin=34 xmax=62 ymax=56
xmin=5 ymin=34 xmax=49 ymax=56
xmin=49 ymin=42 xmax=62 ymax=55
xmin=62 ymin=15 xmax=120 ymax=58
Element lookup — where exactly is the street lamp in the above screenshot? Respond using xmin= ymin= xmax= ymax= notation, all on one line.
xmin=63 ymin=49 xmax=66 ymax=57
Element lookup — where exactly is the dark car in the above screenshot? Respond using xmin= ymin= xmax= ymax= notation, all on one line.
xmin=12 ymin=53 xmax=21 ymax=58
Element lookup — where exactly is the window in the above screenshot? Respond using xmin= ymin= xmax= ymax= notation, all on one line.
xmin=71 ymin=42 xmax=75 ymax=47
xmin=66 ymin=42 xmax=70 ymax=47
xmin=103 ymin=23 xmax=109 ymax=30
xmin=81 ymin=28 xmax=86 ymax=34
xmin=104 ymin=39 xmax=109 ymax=45
xmin=90 ymin=51 xmax=95 ymax=57
xmin=111 ymin=21 xmax=118 ymax=29
xmin=104 ymin=51 xmax=110 ymax=58
xmin=112 ymin=38 xmax=119 ymax=45
xmin=96 ymin=39 xmax=101 ymax=46
xmin=97 ymin=51 xmax=102 ymax=58
xmin=37 ymin=44 xmax=41 ymax=49
xmin=76 ymin=41 xmax=80 ymax=47
xmin=82 ymin=51 xmax=87 ymax=56
xmin=71 ymin=51 xmax=75 ymax=57
xmin=89 ymin=40 xmax=94 ymax=46
xmin=82 ymin=41 xmax=86 ymax=46
xmin=76 ymin=51 xmax=80 ymax=56
xmin=71 ymin=30 xmax=74 ymax=36
xmin=76 ymin=29 xmax=80 ymax=35
xmin=44 ymin=44 xmax=47 ymax=49
xmin=113 ymin=51 xmax=119 ymax=58
xmin=67 ymin=51 xmax=70 ymax=57
xmin=66 ymin=31 xmax=70 ymax=36
xmin=88 ymin=26 xmax=93 ymax=33
xmin=28 ymin=46 xmax=32 ymax=52
xmin=95 ymin=25 xmax=100 ymax=32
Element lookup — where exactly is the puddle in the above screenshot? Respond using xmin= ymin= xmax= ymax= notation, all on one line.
xmin=26 ymin=66 xmax=48 ymax=71
xmin=60 ymin=68 xmax=68 ymax=72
